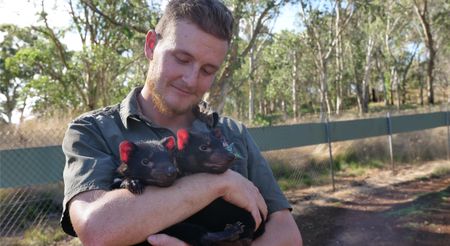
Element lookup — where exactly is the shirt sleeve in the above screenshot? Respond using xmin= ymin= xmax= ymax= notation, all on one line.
xmin=242 ymin=125 xmax=292 ymax=214
xmin=219 ymin=117 xmax=292 ymax=214
xmin=60 ymin=115 xmax=119 ymax=236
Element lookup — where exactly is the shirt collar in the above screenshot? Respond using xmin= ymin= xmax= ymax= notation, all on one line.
xmin=119 ymin=87 xmax=143 ymax=129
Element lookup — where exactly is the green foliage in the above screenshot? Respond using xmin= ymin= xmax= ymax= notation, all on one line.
xmin=269 ymin=161 xmax=305 ymax=191
xmin=333 ymin=150 xmax=385 ymax=175
xmin=22 ymin=225 xmax=68 ymax=246
xmin=253 ymin=113 xmax=284 ymax=126
xmin=430 ymin=166 xmax=450 ymax=178
xmin=2 ymin=0 xmax=450 ymax=123
xmin=269 ymin=157 xmax=331 ymax=191
xmin=0 ymin=193 xmax=61 ymax=231
xmin=0 ymin=25 xmax=37 ymax=122
xmin=0 ymin=1 xmax=159 ymax=120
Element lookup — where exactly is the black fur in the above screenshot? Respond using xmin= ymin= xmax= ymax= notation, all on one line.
xmin=116 ymin=131 xmax=265 ymax=246
xmin=158 ymin=129 xmax=265 ymax=246
xmin=112 ymin=137 xmax=178 ymax=194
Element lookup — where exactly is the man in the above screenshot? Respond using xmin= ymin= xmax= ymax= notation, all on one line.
xmin=61 ymin=0 xmax=302 ymax=245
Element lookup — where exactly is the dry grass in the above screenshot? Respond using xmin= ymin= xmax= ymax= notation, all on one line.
xmin=264 ymin=126 xmax=449 ymax=191
xmin=0 ymin=115 xmax=73 ymax=150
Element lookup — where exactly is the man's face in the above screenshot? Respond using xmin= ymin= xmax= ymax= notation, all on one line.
xmin=146 ymin=20 xmax=229 ymax=115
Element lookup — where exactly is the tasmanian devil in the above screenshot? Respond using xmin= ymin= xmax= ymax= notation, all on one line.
xmin=156 ymin=128 xmax=265 ymax=246
xmin=114 ymin=130 xmax=264 ymax=246
xmin=112 ymin=136 xmax=178 ymax=194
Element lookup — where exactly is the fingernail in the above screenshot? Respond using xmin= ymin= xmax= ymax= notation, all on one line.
xmin=147 ymin=235 xmax=158 ymax=243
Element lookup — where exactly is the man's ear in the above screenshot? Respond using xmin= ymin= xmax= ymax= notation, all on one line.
xmin=145 ymin=30 xmax=158 ymax=60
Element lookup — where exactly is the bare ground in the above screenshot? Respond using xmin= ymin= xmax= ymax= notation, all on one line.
xmin=288 ymin=160 xmax=450 ymax=246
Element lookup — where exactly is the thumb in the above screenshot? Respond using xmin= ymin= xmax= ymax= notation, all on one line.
xmin=147 ymin=233 xmax=189 ymax=246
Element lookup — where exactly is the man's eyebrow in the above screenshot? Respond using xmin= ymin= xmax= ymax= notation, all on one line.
xmin=174 ymin=50 xmax=220 ymax=70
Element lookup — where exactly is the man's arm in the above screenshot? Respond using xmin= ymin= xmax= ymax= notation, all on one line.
xmin=148 ymin=209 xmax=303 ymax=246
xmin=252 ymin=209 xmax=302 ymax=246
xmin=69 ymin=170 xmax=267 ymax=246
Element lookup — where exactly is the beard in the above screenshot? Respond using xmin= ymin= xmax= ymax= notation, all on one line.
xmin=148 ymin=80 xmax=199 ymax=116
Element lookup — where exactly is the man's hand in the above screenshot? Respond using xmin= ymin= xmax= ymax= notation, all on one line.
xmin=147 ymin=234 xmax=190 ymax=246
xmin=219 ymin=170 xmax=268 ymax=230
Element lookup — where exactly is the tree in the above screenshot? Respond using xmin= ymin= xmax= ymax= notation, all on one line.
xmin=299 ymin=0 xmax=354 ymax=120
xmin=29 ymin=0 xmax=158 ymax=113
xmin=207 ymin=0 xmax=289 ymax=113
xmin=413 ymin=0 xmax=435 ymax=104
xmin=0 ymin=25 xmax=37 ymax=123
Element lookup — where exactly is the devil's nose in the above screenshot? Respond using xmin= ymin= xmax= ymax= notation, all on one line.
xmin=166 ymin=166 xmax=178 ymax=176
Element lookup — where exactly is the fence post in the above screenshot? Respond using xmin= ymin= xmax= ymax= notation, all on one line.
xmin=447 ymin=104 xmax=450 ymax=161
xmin=386 ymin=112 xmax=395 ymax=173
xmin=326 ymin=117 xmax=335 ymax=191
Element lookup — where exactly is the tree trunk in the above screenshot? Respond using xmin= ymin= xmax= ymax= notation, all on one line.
xmin=361 ymin=37 xmax=374 ymax=113
xmin=334 ymin=0 xmax=343 ymax=115
xmin=292 ymin=51 xmax=299 ymax=120
xmin=375 ymin=55 xmax=387 ymax=105
xmin=414 ymin=0 xmax=435 ymax=104
xmin=248 ymin=48 xmax=255 ymax=122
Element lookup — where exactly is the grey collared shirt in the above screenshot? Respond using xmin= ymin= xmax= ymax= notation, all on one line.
xmin=61 ymin=87 xmax=291 ymax=236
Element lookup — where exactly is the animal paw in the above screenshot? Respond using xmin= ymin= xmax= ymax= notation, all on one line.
xmin=121 ymin=179 xmax=144 ymax=194
xmin=201 ymin=221 xmax=246 ymax=245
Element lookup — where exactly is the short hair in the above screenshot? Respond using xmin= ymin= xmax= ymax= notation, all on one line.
xmin=156 ymin=0 xmax=234 ymax=43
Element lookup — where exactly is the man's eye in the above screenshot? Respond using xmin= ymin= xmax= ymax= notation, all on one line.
xmin=201 ymin=68 xmax=214 ymax=76
xmin=175 ymin=56 xmax=189 ymax=64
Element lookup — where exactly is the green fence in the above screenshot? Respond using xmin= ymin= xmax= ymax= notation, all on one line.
xmin=1 ymin=111 xmax=449 ymax=188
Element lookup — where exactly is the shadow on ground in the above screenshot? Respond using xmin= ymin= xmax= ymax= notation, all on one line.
xmin=292 ymin=175 xmax=450 ymax=246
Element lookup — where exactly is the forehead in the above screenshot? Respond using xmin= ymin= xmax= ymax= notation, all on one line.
xmin=159 ymin=20 xmax=229 ymax=65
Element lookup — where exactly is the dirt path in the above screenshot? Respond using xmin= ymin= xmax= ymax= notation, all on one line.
xmin=288 ymin=161 xmax=450 ymax=246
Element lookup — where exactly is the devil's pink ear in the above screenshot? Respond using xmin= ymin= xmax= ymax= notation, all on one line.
xmin=119 ymin=140 xmax=135 ymax=163
xmin=162 ymin=136 xmax=176 ymax=151
xmin=177 ymin=129 xmax=189 ymax=150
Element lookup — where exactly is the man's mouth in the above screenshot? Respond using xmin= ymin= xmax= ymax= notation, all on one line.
xmin=171 ymin=84 xmax=193 ymax=96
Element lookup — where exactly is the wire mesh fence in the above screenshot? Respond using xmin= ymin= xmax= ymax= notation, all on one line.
xmin=0 ymin=109 xmax=449 ymax=245
xmin=0 ymin=183 xmax=63 ymax=237
xmin=0 ymin=122 xmax=67 ymax=244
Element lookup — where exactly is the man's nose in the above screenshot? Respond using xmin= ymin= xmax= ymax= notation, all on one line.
xmin=182 ymin=65 xmax=199 ymax=87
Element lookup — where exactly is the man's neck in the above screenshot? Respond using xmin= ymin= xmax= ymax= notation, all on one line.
xmin=137 ymin=89 xmax=195 ymax=133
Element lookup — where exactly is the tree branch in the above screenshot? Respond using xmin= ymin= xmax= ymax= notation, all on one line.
xmin=80 ymin=0 xmax=148 ymax=34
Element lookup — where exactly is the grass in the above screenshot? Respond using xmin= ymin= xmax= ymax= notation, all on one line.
xmin=266 ymin=126 xmax=449 ymax=193
xmin=0 ymin=222 xmax=81 ymax=246
xmin=384 ymin=188 xmax=450 ymax=219
xmin=430 ymin=165 xmax=450 ymax=178
xmin=384 ymin=204 xmax=428 ymax=218
xmin=269 ymin=157 xmax=334 ymax=191
xmin=22 ymin=224 xmax=69 ymax=246
xmin=333 ymin=151 xmax=385 ymax=177
xmin=0 ymin=184 xmax=63 ymax=242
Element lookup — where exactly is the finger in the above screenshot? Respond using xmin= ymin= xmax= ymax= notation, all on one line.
xmin=251 ymin=206 xmax=262 ymax=231
xmin=147 ymin=234 xmax=189 ymax=246
xmin=252 ymin=186 xmax=268 ymax=221
xmin=258 ymin=196 xmax=268 ymax=221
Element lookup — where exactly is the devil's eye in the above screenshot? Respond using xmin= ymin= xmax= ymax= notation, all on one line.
xmin=141 ymin=158 xmax=153 ymax=167
xmin=199 ymin=145 xmax=210 ymax=151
